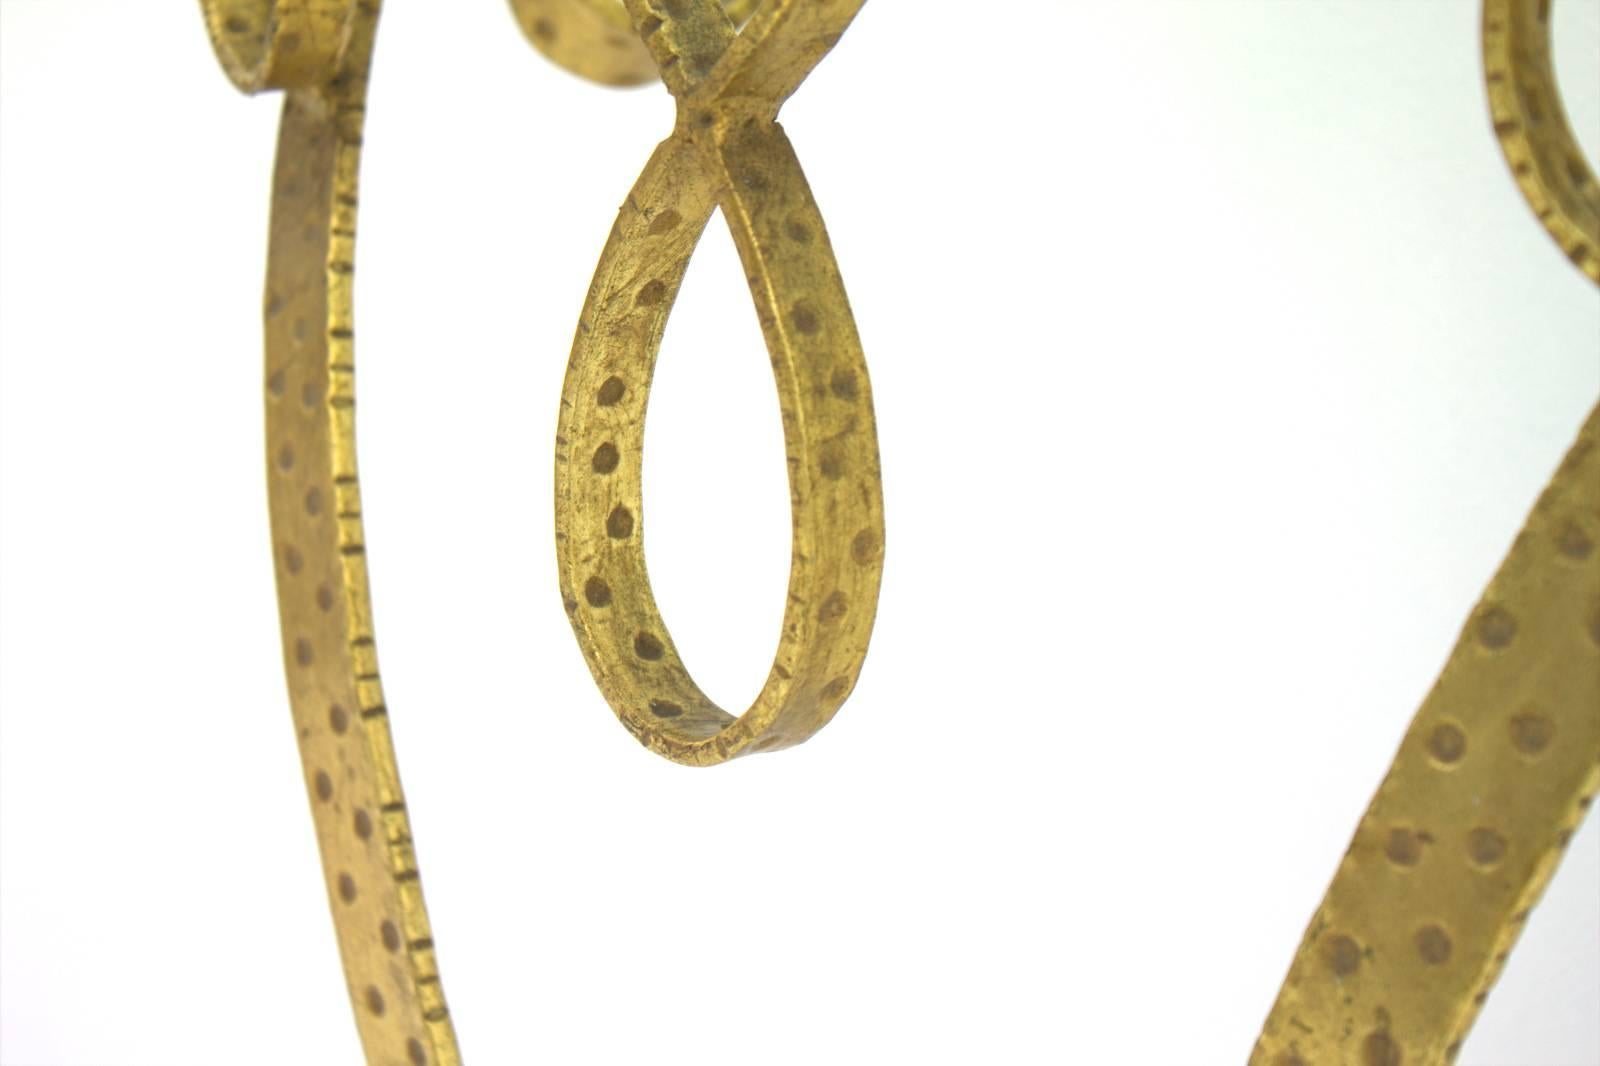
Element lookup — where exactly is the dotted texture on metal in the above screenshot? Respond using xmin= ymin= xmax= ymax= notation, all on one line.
xmin=554 ymin=0 xmax=885 ymax=766
xmin=1252 ymin=3 xmax=1600 ymax=1062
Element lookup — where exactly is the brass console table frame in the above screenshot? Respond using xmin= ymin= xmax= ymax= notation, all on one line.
xmin=198 ymin=0 xmax=1596 ymax=1061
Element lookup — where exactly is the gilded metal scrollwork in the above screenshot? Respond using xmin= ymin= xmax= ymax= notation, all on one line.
xmin=199 ymin=0 xmax=1594 ymax=1059
xmin=199 ymin=0 xmax=879 ymax=1057
xmin=1252 ymin=3 xmax=1599 ymax=1062
xmin=553 ymin=0 xmax=885 ymax=766
xmin=199 ymin=2 xmax=463 ymax=1060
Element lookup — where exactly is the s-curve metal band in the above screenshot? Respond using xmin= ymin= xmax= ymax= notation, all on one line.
xmin=555 ymin=0 xmax=885 ymax=766
xmin=199 ymin=3 xmax=462 ymax=1062
xmin=1251 ymin=3 xmax=1600 ymax=1063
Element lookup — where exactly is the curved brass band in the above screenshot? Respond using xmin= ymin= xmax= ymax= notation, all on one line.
xmin=1252 ymin=411 xmax=1600 ymax=1065
xmin=555 ymin=0 xmax=883 ymax=766
xmin=1254 ymin=3 xmax=1600 ymax=1061
xmin=1484 ymin=0 xmax=1600 ymax=283
xmin=202 ymin=2 xmax=464 ymax=1062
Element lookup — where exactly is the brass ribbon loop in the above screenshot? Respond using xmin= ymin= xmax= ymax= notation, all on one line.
xmin=1253 ymin=3 xmax=1600 ymax=1063
xmin=555 ymin=0 xmax=884 ymax=765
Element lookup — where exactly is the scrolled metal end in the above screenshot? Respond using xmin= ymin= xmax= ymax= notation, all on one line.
xmin=508 ymin=0 xmax=761 ymax=89
xmin=509 ymin=0 xmax=657 ymax=86
xmin=199 ymin=0 xmax=356 ymax=94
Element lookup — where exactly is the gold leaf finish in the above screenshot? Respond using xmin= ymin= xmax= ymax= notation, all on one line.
xmin=200 ymin=0 xmax=881 ymax=1056
xmin=199 ymin=2 xmax=464 ymax=1061
xmin=1252 ymin=3 xmax=1600 ymax=1062
xmin=201 ymin=0 xmax=1594 ymax=1058
xmin=554 ymin=0 xmax=885 ymax=765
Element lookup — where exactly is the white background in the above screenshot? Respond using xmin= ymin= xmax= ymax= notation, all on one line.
xmin=2 ymin=1 xmax=1598 ymax=1063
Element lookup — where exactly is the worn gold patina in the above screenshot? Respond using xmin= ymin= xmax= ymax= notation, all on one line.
xmin=202 ymin=0 xmax=877 ymax=1056
xmin=554 ymin=0 xmax=884 ymax=766
xmin=1252 ymin=2 xmax=1600 ymax=1063
xmin=206 ymin=0 xmax=1588 ymax=1058
xmin=199 ymin=2 xmax=462 ymax=1062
